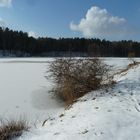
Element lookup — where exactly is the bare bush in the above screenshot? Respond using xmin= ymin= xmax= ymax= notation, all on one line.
xmin=48 ymin=58 xmax=113 ymax=104
xmin=0 ymin=119 xmax=29 ymax=140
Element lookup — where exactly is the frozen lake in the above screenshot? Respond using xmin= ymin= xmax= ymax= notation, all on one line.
xmin=0 ymin=58 xmax=63 ymax=122
xmin=0 ymin=58 xmax=138 ymax=122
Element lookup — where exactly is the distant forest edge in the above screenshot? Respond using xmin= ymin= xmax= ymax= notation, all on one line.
xmin=0 ymin=27 xmax=140 ymax=57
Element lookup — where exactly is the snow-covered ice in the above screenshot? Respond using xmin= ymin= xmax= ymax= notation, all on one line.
xmin=0 ymin=58 xmax=63 ymax=122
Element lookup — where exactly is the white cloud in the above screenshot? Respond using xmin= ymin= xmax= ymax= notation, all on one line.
xmin=28 ymin=31 xmax=38 ymax=38
xmin=0 ymin=18 xmax=6 ymax=26
xmin=0 ymin=0 xmax=12 ymax=7
xmin=70 ymin=6 xmax=127 ymax=38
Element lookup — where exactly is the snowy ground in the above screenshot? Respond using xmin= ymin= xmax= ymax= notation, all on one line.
xmin=1 ymin=58 xmax=140 ymax=140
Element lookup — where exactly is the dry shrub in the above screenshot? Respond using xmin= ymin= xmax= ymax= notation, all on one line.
xmin=117 ymin=58 xmax=140 ymax=75
xmin=49 ymin=58 xmax=113 ymax=104
xmin=0 ymin=119 xmax=29 ymax=140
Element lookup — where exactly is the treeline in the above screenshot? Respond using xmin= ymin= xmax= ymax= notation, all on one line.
xmin=0 ymin=27 xmax=140 ymax=57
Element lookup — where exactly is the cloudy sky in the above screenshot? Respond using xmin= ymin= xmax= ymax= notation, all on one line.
xmin=0 ymin=0 xmax=140 ymax=40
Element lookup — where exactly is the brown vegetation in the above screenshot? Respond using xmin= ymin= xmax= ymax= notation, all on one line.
xmin=48 ymin=58 xmax=113 ymax=105
xmin=0 ymin=120 xmax=29 ymax=140
xmin=116 ymin=59 xmax=140 ymax=76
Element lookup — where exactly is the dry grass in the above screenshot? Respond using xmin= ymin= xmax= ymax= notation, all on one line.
xmin=116 ymin=59 xmax=140 ymax=76
xmin=0 ymin=119 xmax=29 ymax=140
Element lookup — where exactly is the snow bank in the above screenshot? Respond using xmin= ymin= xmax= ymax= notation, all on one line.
xmin=18 ymin=58 xmax=140 ymax=140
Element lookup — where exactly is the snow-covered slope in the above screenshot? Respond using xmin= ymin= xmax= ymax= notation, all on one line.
xmin=19 ymin=59 xmax=140 ymax=140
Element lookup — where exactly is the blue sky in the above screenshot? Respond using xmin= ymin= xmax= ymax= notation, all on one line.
xmin=0 ymin=0 xmax=140 ymax=40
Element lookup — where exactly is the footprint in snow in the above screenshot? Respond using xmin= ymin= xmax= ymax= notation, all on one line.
xmin=95 ymin=107 xmax=99 ymax=110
